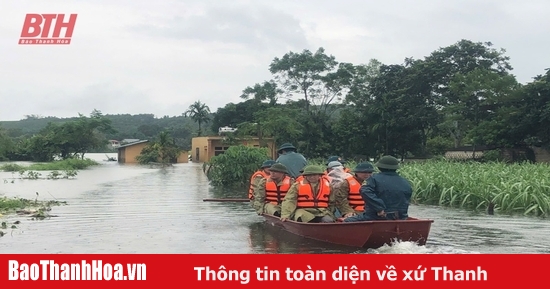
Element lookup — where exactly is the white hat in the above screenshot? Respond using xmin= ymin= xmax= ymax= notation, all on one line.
xmin=327 ymin=161 xmax=343 ymax=169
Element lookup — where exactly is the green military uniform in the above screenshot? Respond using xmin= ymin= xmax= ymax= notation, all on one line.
xmin=334 ymin=163 xmax=376 ymax=215
xmin=334 ymin=179 xmax=358 ymax=215
xmin=280 ymin=165 xmax=337 ymax=223
xmin=248 ymin=160 xmax=276 ymax=208
xmin=344 ymin=156 xmax=412 ymax=222
xmin=253 ymin=177 xmax=293 ymax=216
xmin=249 ymin=175 xmax=265 ymax=206
xmin=253 ymin=163 xmax=291 ymax=216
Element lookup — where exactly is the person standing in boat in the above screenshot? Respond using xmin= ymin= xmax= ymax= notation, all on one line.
xmin=253 ymin=163 xmax=293 ymax=217
xmin=275 ymin=143 xmax=307 ymax=179
xmin=343 ymin=156 xmax=412 ymax=222
xmin=335 ymin=163 xmax=375 ymax=218
xmin=280 ymin=165 xmax=337 ymax=223
xmin=248 ymin=160 xmax=276 ymax=201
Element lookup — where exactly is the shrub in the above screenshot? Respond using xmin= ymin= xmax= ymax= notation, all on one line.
xmin=205 ymin=145 xmax=271 ymax=186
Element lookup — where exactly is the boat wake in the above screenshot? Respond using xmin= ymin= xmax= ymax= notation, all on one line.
xmin=357 ymin=240 xmax=479 ymax=254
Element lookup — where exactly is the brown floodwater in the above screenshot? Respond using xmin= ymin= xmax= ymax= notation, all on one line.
xmin=1 ymin=153 xmax=549 ymax=253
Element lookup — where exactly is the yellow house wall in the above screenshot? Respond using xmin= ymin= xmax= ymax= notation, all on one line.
xmin=120 ymin=143 xmax=148 ymax=163
xmin=191 ymin=137 xmax=209 ymax=163
xmin=118 ymin=143 xmax=189 ymax=164
xmin=176 ymin=151 xmax=189 ymax=163
xmin=191 ymin=136 xmax=277 ymax=163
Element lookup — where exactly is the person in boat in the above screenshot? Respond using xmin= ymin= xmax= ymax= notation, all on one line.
xmin=343 ymin=156 xmax=412 ymax=222
xmin=280 ymin=165 xmax=337 ymax=223
xmin=275 ymin=143 xmax=307 ymax=179
xmin=252 ymin=163 xmax=293 ymax=217
xmin=326 ymin=156 xmax=351 ymax=174
xmin=325 ymin=160 xmax=340 ymax=177
xmin=248 ymin=160 xmax=276 ymax=201
xmin=334 ymin=162 xmax=375 ymax=218
xmin=325 ymin=161 xmax=351 ymax=186
xmin=325 ymin=161 xmax=351 ymax=218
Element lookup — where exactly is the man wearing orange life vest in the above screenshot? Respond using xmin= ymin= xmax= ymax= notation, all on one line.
xmin=280 ymin=165 xmax=338 ymax=223
xmin=335 ymin=163 xmax=375 ymax=218
xmin=248 ymin=160 xmax=276 ymax=201
xmin=252 ymin=163 xmax=292 ymax=217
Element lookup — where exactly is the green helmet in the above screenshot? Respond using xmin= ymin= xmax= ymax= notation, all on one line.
xmin=261 ymin=160 xmax=276 ymax=168
xmin=326 ymin=155 xmax=345 ymax=165
xmin=353 ymin=163 xmax=375 ymax=173
xmin=269 ymin=163 xmax=288 ymax=174
xmin=277 ymin=143 xmax=297 ymax=154
xmin=375 ymin=156 xmax=399 ymax=170
xmin=301 ymin=165 xmax=325 ymax=176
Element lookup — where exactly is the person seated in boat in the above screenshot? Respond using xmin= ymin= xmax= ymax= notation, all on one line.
xmin=334 ymin=162 xmax=376 ymax=218
xmin=253 ymin=163 xmax=293 ymax=217
xmin=280 ymin=165 xmax=338 ymax=223
xmin=325 ymin=161 xmax=349 ymax=218
xmin=276 ymin=143 xmax=308 ymax=179
xmin=324 ymin=160 xmax=339 ymax=177
xmin=325 ymin=161 xmax=350 ymax=183
xmin=343 ymin=156 xmax=412 ymax=222
xmin=248 ymin=160 xmax=276 ymax=202
xmin=326 ymin=156 xmax=351 ymax=174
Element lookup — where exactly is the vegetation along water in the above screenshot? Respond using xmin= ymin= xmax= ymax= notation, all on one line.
xmin=2 ymin=39 xmax=550 ymax=248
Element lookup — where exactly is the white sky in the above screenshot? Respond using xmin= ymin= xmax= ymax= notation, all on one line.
xmin=1 ymin=0 xmax=549 ymax=121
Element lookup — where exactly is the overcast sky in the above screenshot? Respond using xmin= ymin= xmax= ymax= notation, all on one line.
xmin=1 ymin=0 xmax=549 ymax=121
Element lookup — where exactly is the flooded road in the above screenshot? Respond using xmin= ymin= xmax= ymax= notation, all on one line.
xmin=1 ymin=153 xmax=549 ymax=253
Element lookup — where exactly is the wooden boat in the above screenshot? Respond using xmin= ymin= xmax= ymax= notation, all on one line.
xmin=261 ymin=214 xmax=434 ymax=249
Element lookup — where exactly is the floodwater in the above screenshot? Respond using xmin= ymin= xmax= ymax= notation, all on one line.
xmin=1 ymin=153 xmax=549 ymax=254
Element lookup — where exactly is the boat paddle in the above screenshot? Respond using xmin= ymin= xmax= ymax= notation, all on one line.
xmin=202 ymin=198 xmax=249 ymax=202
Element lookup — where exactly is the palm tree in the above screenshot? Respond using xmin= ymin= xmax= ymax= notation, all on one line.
xmin=184 ymin=101 xmax=211 ymax=136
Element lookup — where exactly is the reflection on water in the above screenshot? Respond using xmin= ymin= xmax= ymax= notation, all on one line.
xmin=1 ymin=153 xmax=550 ymax=253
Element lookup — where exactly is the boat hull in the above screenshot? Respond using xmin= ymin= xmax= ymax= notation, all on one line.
xmin=262 ymin=214 xmax=434 ymax=249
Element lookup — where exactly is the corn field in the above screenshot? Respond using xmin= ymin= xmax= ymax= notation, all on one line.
xmin=310 ymin=159 xmax=550 ymax=217
xmin=399 ymin=160 xmax=550 ymax=217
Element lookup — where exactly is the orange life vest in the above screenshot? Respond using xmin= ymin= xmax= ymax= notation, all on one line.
xmin=296 ymin=178 xmax=331 ymax=208
xmin=345 ymin=175 xmax=364 ymax=211
xmin=248 ymin=170 xmax=268 ymax=200
xmin=344 ymin=167 xmax=351 ymax=174
xmin=265 ymin=176 xmax=292 ymax=205
xmin=295 ymin=175 xmax=304 ymax=183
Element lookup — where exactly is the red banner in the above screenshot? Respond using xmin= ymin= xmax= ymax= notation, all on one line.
xmin=1 ymin=254 xmax=547 ymax=288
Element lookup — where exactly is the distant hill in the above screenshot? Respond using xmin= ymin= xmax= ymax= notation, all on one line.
xmin=0 ymin=114 xmax=212 ymax=151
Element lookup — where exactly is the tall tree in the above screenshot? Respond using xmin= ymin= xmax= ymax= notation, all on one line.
xmin=448 ymin=67 xmax=518 ymax=155
xmin=184 ymin=101 xmax=211 ymax=136
xmin=240 ymin=81 xmax=282 ymax=106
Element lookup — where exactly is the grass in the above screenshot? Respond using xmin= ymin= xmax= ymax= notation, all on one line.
xmin=0 ymin=196 xmax=67 ymax=237
xmin=0 ymin=158 xmax=99 ymax=172
xmin=0 ymin=196 xmax=66 ymax=213
xmin=308 ymin=158 xmax=550 ymax=217
xmin=399 ymin=160 xmax=550 ymax=217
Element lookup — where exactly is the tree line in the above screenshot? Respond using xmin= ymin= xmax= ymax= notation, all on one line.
xmin=1 ymin=38 xmax=549 ymax=162
xmin=209 ymin=39 xmax=550 ymax=161
xmin=0 ymin=109 xmax=209 ymax=161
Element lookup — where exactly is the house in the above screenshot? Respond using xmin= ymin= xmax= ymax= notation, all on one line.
xmin=117 ymin=140 xmax=149 ymax=163
xmin=191 ymin=136 xmax=277 ymax=163
xmin=117 ymin=140 xmax=189 ymax=164
xmin=120 ymin=139 xmax=141 ymax=145
xmin=108 ymin=140 xmax=120 ymax=149
xmin=444 ymin=146 xmax=490 ymax=159
xmin=218 ymin=126 xmax=238 ymax=135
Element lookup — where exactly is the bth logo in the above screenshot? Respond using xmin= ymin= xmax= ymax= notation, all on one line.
xmin=19 ymin=14 xmax=77 ymax=45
